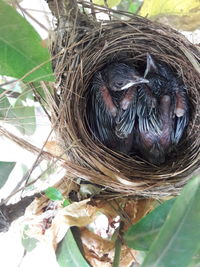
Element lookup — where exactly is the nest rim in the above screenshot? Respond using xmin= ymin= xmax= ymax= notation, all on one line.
xmin=52 ymin=14 xmax=200 ymax=197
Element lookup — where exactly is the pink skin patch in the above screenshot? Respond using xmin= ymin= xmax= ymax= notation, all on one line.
xmin=175 ymin=91 xmax=185 ymax=117
xmin=100 ymin=86 xmax=117 ymax=117
xmin=140 ymin=131 xmax=157 ymax=148
xmin=120 ymin=88 xmax=137 ymax=110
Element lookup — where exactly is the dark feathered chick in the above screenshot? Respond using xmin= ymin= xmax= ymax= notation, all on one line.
xmin=87 ymin=62 xmax=148 ymax=154
xmin=136 ymin=53 xmax=189 ymax=164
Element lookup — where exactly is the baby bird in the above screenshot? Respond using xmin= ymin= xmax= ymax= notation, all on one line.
xmin=87 ymin=62 xmax=149 ymax=154
xmin=136 ymin=54 xmax=189 ymax=164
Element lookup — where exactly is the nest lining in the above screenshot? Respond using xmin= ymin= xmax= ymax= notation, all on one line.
xmin=51 ymin=15 xmax=200 ymax=197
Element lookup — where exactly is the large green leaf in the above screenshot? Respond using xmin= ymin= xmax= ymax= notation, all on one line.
xmin=0 ymin=161 xmax=16 ymax=188
xmin=0 ymin=0 xmax=54 ymax=82
xmin=124 ymin=198 xmax=176 ymax=251
xmin=142 ymin=175 xmax=200 ymax=267
xmin=56 ymin=229 xmax=91 ymax=267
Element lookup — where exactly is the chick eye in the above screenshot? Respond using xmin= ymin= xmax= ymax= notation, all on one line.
xmin=115 ymin=81 xmax=124 ymax=87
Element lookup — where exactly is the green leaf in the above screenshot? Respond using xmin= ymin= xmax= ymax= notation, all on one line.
xmin=0 ymin=0 xmax=54 ymax=82
xmin=19 ymin=84 xmax=35 ymax=101
xmin=56 ymin=229 xmax=91 ymax=267
xmin=93 ymin=0 xmax=121 ymax=8
xmin=22 ymin=236 xmax=39 ymax=252
xmin=45 ymin=187 xmax=64 ymax=201
xmin=124 ymin=198 xmax=176 ymax=251
xmin=63 ymin=199 xmax=70 ymax=207
xmin=12 ymin=99 xmax=36 ymax=135
xmin=0 ymin=161 xmax=16 ymax=188
xmin=0 ymin=88 xmax=36 ymax=135
xmin=128 ymin=1 xmax=141 ymax=14
xmin=22 ymin=225 xmax=39 ymax=252
xmin=0 ymin=89 xmax=16 ymax=119
xmin=142 ymin=175 xmax=200 ymax=267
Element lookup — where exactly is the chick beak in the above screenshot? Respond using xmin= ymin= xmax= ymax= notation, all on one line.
xmin=121 ymin=77 xmax=149 ymax=90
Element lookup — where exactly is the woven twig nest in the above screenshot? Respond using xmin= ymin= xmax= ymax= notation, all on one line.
xmin=51 ymin=14 xmax=200 ymax=198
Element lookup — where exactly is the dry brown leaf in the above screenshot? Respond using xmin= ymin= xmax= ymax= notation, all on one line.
xmin=95 ymin=199 xmax=125 ymax=218
xmin=120 ymin=245 xmax=138 ymax=267
xmin=94 ymin=199 xmax=155 ymax=231
xmin=81 ymin=227 xmax=115 ymax=258
xmin=23 ymin=198 xmax=98 ymax=249
xmin=81 ymin=227 xmax=137 ymax=267
xmin=123 ymin=199 xmax=155 ymax=230
xmin=23 ymin=195 xmax=153 ymax=265
xmin=24 ymin=191 xmax=156 ymax=248
xmin=60 ymin=199 xmax=98 ymax=227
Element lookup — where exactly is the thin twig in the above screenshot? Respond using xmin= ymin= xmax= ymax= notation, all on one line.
xmin=113 ymin=221 xmax=124 ymax=267
xmin=16 ymin=2 xmax=49 ymax=32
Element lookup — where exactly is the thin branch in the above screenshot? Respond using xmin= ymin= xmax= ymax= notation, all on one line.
xmin=22 ymin=8 xmax=52 ymax=14
xmin=0 ymin=79 xmax=18 ymax=87
xmin=0 ymin=194 xmax=41 ymax=233
xmin=0 ymin=126 xmax=114 ymax=189
xmin=22 ymin=127 xmax=54 ymax=190
xmin=77 ymin=0 xmax=134 ymax=19
xmin=0 ymin=87 xmax=40 ymax=101
xmin=89 ymin=0 xmax=96 ymax=20
xmin=46 ymin=0 xmax=96 ymax=29
xmin=16 ymin=2 xmax=49 ymax=32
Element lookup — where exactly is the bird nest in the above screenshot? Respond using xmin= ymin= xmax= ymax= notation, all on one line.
xmin=50 ymin=13 xmax=200 ymax=198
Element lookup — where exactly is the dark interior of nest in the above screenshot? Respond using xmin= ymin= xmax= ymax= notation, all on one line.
xmin=54 ymin=17 xmax=200 ymax=196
